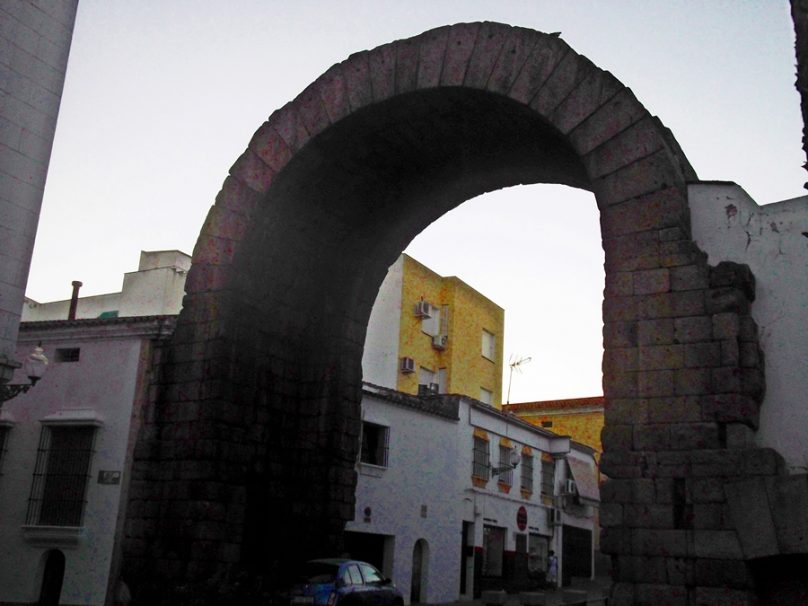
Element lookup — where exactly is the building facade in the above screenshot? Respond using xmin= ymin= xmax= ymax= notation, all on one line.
xmin=504 ymin=397 xmax=605 ymax=459
xmin=0 ymin=316 xmax=173 ymax=606
xmin=22 ymin=250 xmax=191 ymax=322
xmin=363 ymin=254 xmax=505 ymax=406
xmin=347 ymin=384 xmax=599 ymax=604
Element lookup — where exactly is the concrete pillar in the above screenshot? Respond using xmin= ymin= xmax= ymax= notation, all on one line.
xmin=0 ymin=1 xmax=78 ymax=378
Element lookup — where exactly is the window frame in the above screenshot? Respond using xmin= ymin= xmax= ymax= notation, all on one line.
xmin=540 ymin=456 xmax=555 ymax=502
xmin=481 ymin=329 xmax=496 ymax=361
xmin=497 ymin=444 xmax=513 ymax=488
xmin=472 ymin=434 xmax=490 ymax=485
xmin=360 ymin=421 xmax=389 ymax=468
xmin=26 ymin=423 xmax=98 ymax=528
xmin=521 ymin=451 xmax=534 ymax=496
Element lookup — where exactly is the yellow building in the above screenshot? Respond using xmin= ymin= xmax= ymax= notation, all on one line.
xmin=363 ymin=254 xmax=505 ymax=407
xmin=503 ymin=396 xmax=605 ymax=458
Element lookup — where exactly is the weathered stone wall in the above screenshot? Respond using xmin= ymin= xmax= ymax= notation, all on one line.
xmin=121 ymin=23 xmax=784 ymax=605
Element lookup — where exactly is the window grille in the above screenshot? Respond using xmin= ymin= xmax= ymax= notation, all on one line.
xmin=360 ymin=422 xmax=389 ymax=467
xmin=521 ymin=453 xmax=534 ymax=493
xmin=472 ymin=436 xmax=490 ymax=481
xmin=26 ymin=426 xmax=96 ymax=526
xmin=498 ymin=445 xmax=513 ymax=486
xmin=540 ymin=457 xmax=555 ymax=498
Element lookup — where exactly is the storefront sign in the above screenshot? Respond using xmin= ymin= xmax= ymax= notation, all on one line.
xmin=517 ymin=505 xmax=527 ymax=531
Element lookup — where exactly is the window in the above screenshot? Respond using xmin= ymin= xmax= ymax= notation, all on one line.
xmin=347 ymin=564 xmax=363 ymax=585
xmin=498 ymin=445 xmax=513 ymax=486
xmin=521 ymin=452 xmax=534 ymax=495
xmin=358 ymin=562 xmax=385 ymax=584
xmin=418 ymin=367 xmax=437 ymax=395
xmin=481 ymin=330 xmax=496 ymax=361
xmin=437 ymin=368 xmax=447 ymax=394
xmin=421 ymin=304 xmax=441 ymax=336
xmin=55 ymin=348 xmax=80 ymax=363
xmin=472 ymin=435 xmax=490 ymax=482
xmin=26 ymin=426 xmax=96 ymax=526
xmin=479 ymin=387 xmax=493 ymax=405
xmin=540 ymin=456 xmax=555 ymax=500
xmin=360 ymin=422 xmax=389 ymax=467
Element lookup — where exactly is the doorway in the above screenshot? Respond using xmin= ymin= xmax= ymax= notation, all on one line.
xmin=38 ymin=550 xmax=65 ymax=606
xmin=411 ymin=539 xmax=429 ymax=604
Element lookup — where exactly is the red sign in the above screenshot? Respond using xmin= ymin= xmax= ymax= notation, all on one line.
xmin=517 ymin=506 xmax=527 ymax=531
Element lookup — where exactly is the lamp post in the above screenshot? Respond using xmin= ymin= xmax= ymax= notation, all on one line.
xmin=490 ymin=447 xmax=521 ymax=477
xmin=0 ymin=345 xmax=48 ymax=407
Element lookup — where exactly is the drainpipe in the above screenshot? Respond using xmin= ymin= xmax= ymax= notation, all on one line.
xmin=68 ymin=281 xmax=82 ymax=320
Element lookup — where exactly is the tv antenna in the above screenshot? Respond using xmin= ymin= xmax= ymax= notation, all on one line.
xmin=506 ymin=355 xmax=532 ymax=404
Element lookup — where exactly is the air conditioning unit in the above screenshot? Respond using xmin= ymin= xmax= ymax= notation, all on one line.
xmin=414 ymin=301 xmax=432 ymax=318
xmin=432 ymin=334 xmax=448 ymax=350
xmin=563 ymin=479 xmax=577 ymax=495
xmin=548 ymin=508 xmax=562 ymax=526
xmin=400 ymin=356 xmax=415 ymax=374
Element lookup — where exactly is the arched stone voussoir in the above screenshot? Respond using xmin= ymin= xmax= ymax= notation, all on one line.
xmin=414 ymin=25 xmax=450 ymax=90
xmin=248 ymin=121 xmax=293 ymax=175
xmin=483 ymin=26 xmax=544 ymax=96
xmin=567 ymin=87 xmax=648 ymax=157
xmin=439 ymin=22 xmax=481 ymax=87
xmin=549 ymin=66 xmax=625 ymax=135
xmin=529 ymin=50 xmax=597 ymax=117
xmin=507 ymin=30 xmax=570 ymax=105
xmin=581 ymin=115 xmax=670 ymax=181
xmin=265 ymin=101 xmax=312 ymax=155
xmin=228 ymin=148 xmax=276 ymax=194
xmin=462 ymin=21 xmax=513 ymax=89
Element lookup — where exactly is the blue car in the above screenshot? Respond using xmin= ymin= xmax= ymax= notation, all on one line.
xmin=288 ymin=559 xmax=404 ymax=606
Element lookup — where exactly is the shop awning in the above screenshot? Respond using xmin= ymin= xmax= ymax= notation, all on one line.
xmin=567 ymin=457 xmax=600 ymax=503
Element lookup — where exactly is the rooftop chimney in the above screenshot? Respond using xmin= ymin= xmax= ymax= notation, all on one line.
xmin=68 ymin=281 xmax=82 ymax=320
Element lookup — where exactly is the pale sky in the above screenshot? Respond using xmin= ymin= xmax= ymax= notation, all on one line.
xmin=29 ymin=1 xmax=804 ymax=402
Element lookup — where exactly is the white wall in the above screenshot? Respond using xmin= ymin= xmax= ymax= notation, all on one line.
xmin=0 ymin=322 xmax=152 ymax=605
xmin=22 ymin=250 xmax=190 ymax=321
xmin=689 ymin=183 xmax=808 ymax=471
xmin=348 ymin=389 xmax=462 ymax=605
xmin=362 ymin=257 xmax=404 ymax=389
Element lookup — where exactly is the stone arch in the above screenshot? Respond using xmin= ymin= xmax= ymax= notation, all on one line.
xmin=123 ymin=22 xmax=771 ymax=604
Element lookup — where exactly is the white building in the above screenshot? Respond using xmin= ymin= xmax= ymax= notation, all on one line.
xmin=0 ymin=315 xmax=174 ymax=605
xmin=1 ymin=249 xmax=597 ymax=605
xmin=689 ymin=185 xmax=808 ymax=471
xmin=347 ymin=383 xmax=599 ymax=604
xmin=22 ymin=250 xmax=190 ymax=322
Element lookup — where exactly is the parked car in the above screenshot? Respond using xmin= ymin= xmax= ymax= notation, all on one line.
xmin=286 ymin=559 xmax=403 ymax=606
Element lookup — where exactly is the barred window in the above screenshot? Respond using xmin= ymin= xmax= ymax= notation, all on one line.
xmin=521 ymin=453 xmax=534 ymax=494
xmin=360 ymin=422 xmax=389 ymax=467
xmin=27 ymin=426 xmax=96 ymax=526
xmin=498 ymin=445 xmax=513 ymax=486
xmin=540 ymin=457 xmax=555 ymax=499
xmin=472 ymin=436 xmax=490 ymax=481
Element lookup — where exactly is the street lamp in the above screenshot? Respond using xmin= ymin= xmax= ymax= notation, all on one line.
xmin=0 ymin=345 xmax=48 ymax=405
xmin=490 ymin=447 xmax=521 ymax=477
